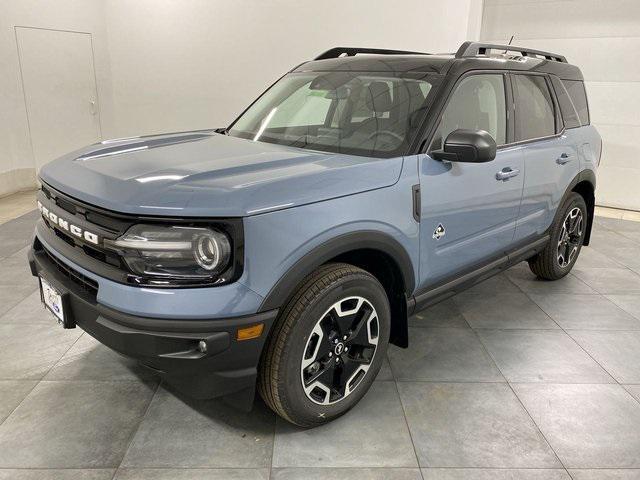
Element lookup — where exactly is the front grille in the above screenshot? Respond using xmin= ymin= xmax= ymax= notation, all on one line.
xmin=37 ymin=241 xmax=99 ymax=298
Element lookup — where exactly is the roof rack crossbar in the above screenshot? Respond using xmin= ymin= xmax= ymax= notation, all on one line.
xmin=314 ymin=47 xmax=430 ymax=61
xmin=455 ymin=41 xmax=567 ymax=63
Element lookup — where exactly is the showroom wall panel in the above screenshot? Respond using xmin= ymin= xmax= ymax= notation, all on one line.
xmin=103 ymin=0 xmax=483 ymax=138
xmin=482 ymin=0 xmax=640 ymax=210
xmin=0 ymin=0 xmax=115 ymax=197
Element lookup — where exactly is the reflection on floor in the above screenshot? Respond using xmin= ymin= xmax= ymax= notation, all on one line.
xmin=0 ymin=203 xmax=639 ymax=479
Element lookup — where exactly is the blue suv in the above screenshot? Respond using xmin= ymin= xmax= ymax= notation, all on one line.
xmin=29 ymin=42 xmax=601 ymax=426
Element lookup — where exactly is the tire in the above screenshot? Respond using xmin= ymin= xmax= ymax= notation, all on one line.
xmin=258 ymin=262 xmax=390 ymax=427
xmin=528 ymin=192 xmax=587 ymax=280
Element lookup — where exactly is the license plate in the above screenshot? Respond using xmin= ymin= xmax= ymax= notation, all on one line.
xmin=40 ymin=277 xmax=65 ymax=324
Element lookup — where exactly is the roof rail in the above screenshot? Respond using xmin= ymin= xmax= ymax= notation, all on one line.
xmin=455 ymin=41 xmax=567 ymax=63
xmin=314 ymin=47 xmax=429 ymax=61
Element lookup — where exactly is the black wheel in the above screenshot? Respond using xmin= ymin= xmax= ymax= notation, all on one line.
xmin=258 ymin=263 xmax=390 ymax=427
xmin=528 ymin=192 xmax=587 ymax=280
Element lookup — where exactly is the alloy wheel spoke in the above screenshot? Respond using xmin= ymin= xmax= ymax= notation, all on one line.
xmin=300 ymin=296 xmax=379 ymax=405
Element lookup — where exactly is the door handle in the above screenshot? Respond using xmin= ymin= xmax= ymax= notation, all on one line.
xmin=556 ymin=153 xmax=572 ymax=165
xmin=496 ymin=167 xmax=520 ymax=181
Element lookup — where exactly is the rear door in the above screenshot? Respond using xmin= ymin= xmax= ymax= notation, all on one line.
xmin=511 ymin=74 xmax=579 ymax=242
xmin=418 ymin=73 xmax=524 ymax=288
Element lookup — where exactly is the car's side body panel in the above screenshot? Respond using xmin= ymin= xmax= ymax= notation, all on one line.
xmin=243 ymin=157 xmax=420 ymax=302
xmin=417 ymin=146 xmax=524 ymax=290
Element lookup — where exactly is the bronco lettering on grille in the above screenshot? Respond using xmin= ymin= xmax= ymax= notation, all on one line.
xmin=37 ymin=201 xmax=100 ymax=245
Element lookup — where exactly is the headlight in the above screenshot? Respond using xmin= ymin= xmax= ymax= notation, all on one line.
xmin=104 ymin=224 xmax=232 ymax=286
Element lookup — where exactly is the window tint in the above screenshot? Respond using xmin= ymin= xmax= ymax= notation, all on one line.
xmin=550 ymin=76 xmax=580 ymax=128
xmin=432 ymin=74 xmax=506 ymax=149
xmin=513 ymin=75 xmax=555 ymax=141
xmin=562 ymin=79 xmax=590 ymax=126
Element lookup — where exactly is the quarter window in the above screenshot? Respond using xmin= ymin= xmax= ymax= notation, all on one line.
xmin=432 ymin=74 xmax=506 ymax=149
xmin=550 ymin=76 xmax=580 ymax=129
xmin=513 ymin=75 xmax=555 ymax=141
xmin=562 ymin=79 xmax=590 ymax=126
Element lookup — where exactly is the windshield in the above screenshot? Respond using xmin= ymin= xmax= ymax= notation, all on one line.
xmin=228 ymin=71 xmax=442 ymax=158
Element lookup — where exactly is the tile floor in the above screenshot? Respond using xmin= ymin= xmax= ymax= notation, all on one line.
xmin=0 ymin=202 xmax=639 ymax=479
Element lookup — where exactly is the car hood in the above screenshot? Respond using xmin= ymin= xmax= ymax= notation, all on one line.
xmin=39 ymin=131 xmax=404 ymax=217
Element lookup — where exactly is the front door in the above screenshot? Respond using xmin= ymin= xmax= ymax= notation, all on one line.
xmin=418 ymin=73 xmax=524 ymax=289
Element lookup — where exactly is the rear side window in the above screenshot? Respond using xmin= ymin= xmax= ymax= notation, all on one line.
xmin=550 ymin=76 xmax=580 ymax=129
xmin=512 ymin=75 xmax=555 ymax=141
xmin=562 ymin=80 xmax=590 ymax=126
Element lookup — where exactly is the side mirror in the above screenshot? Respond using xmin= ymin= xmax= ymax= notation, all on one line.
xmin=431 ymin=129 xmax=497 ymax=163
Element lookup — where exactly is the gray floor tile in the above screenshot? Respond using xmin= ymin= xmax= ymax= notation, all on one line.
xmin=44 ymin=334 xmax=159 ymax=383
xmin=569 ymin=470 xmax=640 ymax=480
xmin=0 ymin=380 xmax=155 ymax=468
xmin=605 ymin=248 xmax=640 ymax=273
xmin=574 ymin=247 xmax=623 ymax=269
xmin=0 ymin=247 xmax=39 ymax=287
xmin=505 ymin=264 xmax=596 ymax=294
xmin=454 ymin=293 xmax=559 ymax=330
xmin=0 ymin=210 xmax=38 ymax=259
xmin=0 ymin=284 xmax=38 ymax=317
xmin=271 ymin=468 xmax=422 ymax=480
xmin=479 ymin=329 xmax=613 ymax=383
xmin=122 ymin=386 xmax=274 ymax=468
xmin=398 ymin=382 xmax=560 ymax=468
xmin=0 ymin=380 xmax=37 ymax=423
xmin=114 ymin=468 xmax=269 ymax=480
xmin=595 ymin=217 xmax=640 ymax=234
xmin=573 ymin=268 xmax=640 ymax=294
xmin=588 ymin=230 xmax=640 ymax=252
xmin=408 ymin=298 xmax=469 ymax=328
xmin=606 ymin=295 xmax=640 ymax=320
xmin=529 ymin=294 xmax=640 ymax=330
xmin=273 ymin=381 xmax=417 ymax=468
xmin=569 ymin=331 xmax=640 ymax=383
xmin=421 ymin=469 xmax=571 ymax=479
xmin=388 ymin=327 xmax=503 ymax=382
xmin=0 ymin=324 xmax=82 ymax=379
xmin=514 ymin=383 xmax=640 ymax=468
xmin=463 ymin=273 xmax=521 ymax=294
xmin=626 ymin=385 xmax=640 ymax=403
xmin=376 ymin=355 xmax=394 ymax=381
xmin=0 ymin=290 xmax=50 ymax=324
xmin=0 ymin=470 xmax=114 ymax=480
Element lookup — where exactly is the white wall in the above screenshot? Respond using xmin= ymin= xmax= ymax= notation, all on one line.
xmin=481 ymin=0 xmax=640 ymax=211
xmin=0 ymin=0 xmax=481 ymax=198
xmin=0 ymin=0 xmax=115 ymax=197
xmin=103 ymin=0 xmax=483 ymax=137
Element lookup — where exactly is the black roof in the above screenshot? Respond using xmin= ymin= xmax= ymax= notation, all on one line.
xmin=295 ymin=42 xmax=583 ymax=81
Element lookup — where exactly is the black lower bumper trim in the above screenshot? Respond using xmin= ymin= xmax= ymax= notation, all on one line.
xmin=29 ymin=243 xmax=278 ymax=404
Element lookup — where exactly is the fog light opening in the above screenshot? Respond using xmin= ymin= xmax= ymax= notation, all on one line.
xmin=197 ymin=339 xmax=208 ymax=353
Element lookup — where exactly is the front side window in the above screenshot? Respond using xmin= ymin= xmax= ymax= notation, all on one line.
xmin=431 ymin=74 xmax=507 ymax=150
xmin=228 ymin=71 xmax=440 ymax=158
xmin=513 ymin=75 xmax=555 ymax=141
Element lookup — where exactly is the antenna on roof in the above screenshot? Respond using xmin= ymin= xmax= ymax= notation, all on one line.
xmin=504 ymin=35 xmax=514 ymax=53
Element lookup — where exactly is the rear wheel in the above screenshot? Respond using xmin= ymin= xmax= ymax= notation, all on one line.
xmin=528 ymin=192 xmax=587 ymax=280
xmin=258 ymin=263 xmax=390 ymax=427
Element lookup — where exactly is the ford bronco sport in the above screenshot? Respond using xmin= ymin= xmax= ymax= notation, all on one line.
xmin=30 ymin=42 xmax=601 ymax=426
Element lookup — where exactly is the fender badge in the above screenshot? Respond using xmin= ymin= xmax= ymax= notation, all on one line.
xmin=433 ymin=223 xmax=446 ymax=240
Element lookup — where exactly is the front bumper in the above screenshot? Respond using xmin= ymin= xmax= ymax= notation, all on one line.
xmin=29 ymin=241 xmax=278 ymax=406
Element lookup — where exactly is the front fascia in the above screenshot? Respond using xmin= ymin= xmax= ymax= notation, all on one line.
xmin=35 ymin=230 xmax=264 ymax=319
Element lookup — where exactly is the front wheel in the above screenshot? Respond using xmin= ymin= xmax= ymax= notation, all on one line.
xmin=528 ymin=192 xmax=587 ymax=280
xmin=258 ymin=263 xmax=390 ymax=427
